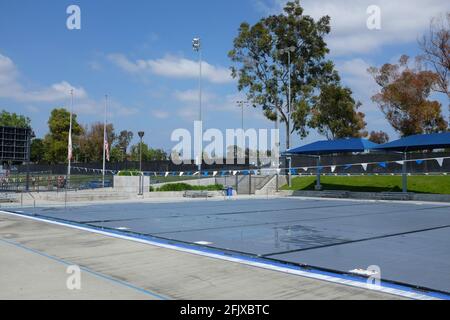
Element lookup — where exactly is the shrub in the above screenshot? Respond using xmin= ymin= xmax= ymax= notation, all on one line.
xmin=150 ymin=183 xmax=224 ymax=192
xmin=118 ymin=170 xmax=141 ymax=176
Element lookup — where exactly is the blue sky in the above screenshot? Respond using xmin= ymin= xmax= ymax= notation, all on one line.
xmin=0 ymin=0 xmax=448 ymax=152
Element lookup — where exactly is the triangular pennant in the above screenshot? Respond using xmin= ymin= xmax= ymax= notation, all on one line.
xmin=416 ymin=160 xmax=424 ymax=165
xmin=396 ymin=161 xmax=404 ymax=165
xmin=165 ymin=172 xmax=169 ymax=177
xmin=179 ymin=172 xmax=184 ymax=177
xmin=330 ymin=166 xmax=336 ymax=173
xmin=361 ymin=163 xmax=368 ymax=171
xmin=276 ymin=169 xmax=281 ymax=174
xmin=233 ymin=171 xmax=238 ymax=176
xmin=344 ymin=164 xmax=352 ymax=170
xmin=193 ymin=171 xmax=200 ymax=176
xmin=302 ymin=167 xmax=308 ymax=172
xmin=378 ymin=162 xmax=387 ymax=168
xmin=213 ymin=171 xmax=218 ymax=177
xmin=436 ymin=158 xmax=445 ymax=167
xmin=290 ymin=169 xmax=298 ymax=175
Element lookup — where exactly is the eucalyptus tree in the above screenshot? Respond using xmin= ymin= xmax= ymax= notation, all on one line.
xmin=229 ymin=0 xmax=338 ymax=150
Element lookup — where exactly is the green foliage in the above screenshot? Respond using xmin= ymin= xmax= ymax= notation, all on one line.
xmin=152 ymin=183 xmax=224 ymax=192
xmin=0 ymin=110 xmax=31 ymax=128
xmin=130 ymin=142 xmax=167 ymax=161
xmin=115 ymin=130 xmax=133 ymax=152
xmin=283 ymin=175 xmax=450 ymax=194
xmin=310 ymin=84 xmax=367 ymax=139
xmin=110 ymin=145 xmax=126 ymax=162
xmin=229 ymin=0 xmax=339 ymax=148
xmin=43 ymin=108 xmax=83 ymax=164
xmin=30 ymin=138 xmax=45 ymax=163
xmin=117 ymin=170 xmax=141 ymax=176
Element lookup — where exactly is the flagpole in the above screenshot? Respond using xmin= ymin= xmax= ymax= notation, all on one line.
xmin=67 ymin=89 xmax=74 ymax=188
xmin=102 ymin=94 xmax=108 ymax=188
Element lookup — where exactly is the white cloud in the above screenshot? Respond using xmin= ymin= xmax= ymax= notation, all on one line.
xmin=0 ymin=52 xmax=139 ymax=118
xmin=0 ymin=53 xmax=87 ymax=103
xmin=151 ymin=109 xmax=170 ymax=119
xmin=256 ymin=0 xmax=447 ymax=55
xmin=174 ymin=89 xmax=216 ymax=103
xmin=108 ymin=54 xmax=233 ymax=84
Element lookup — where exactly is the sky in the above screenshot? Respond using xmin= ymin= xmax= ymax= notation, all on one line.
xmin=0 ymin=0 xmax=448 ymax=153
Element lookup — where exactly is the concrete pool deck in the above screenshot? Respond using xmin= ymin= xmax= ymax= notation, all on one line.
xmin=0 ymin=210 xmax=403 ymax=300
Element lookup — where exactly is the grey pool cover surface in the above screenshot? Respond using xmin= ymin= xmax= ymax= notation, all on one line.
xmin=26 ymin=198 xmax=450 ymax=294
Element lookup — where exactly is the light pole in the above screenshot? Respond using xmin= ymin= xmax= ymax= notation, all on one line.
xmin=236 ymin=101 xmax=248 ymax=131
xmin=192 ymin=37 xmax=202 ymax=173
xmin=102 ymin=94 xmax=108 ymax=188
xmin=138 ymin=131 xmax=144 ymax=196
xmin=236 ymin=100 xmax=248 ymax=161
xmin=67 ymin=89 xmax=74 ymax=188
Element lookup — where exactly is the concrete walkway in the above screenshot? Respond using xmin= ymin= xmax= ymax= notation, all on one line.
xmin=0 ymin=212 xmax=403 ymax=300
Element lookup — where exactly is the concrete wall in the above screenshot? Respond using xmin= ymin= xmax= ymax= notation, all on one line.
xmin=113 ymin=176 xmax=151 ymax=193
xmin=150 ymin=178 xmax=217 ymax=189
xmin=255 ymin=175 xmax=288 ymax=195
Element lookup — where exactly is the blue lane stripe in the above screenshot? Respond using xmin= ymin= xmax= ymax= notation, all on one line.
xmin=4 ymin=209 xmax=450 ymax=300
xmin=0 ymin=237 xmax=170 ymax=300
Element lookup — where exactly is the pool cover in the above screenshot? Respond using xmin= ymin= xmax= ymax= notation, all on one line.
xmin=17 ymin=198 xmax=450 ymax=294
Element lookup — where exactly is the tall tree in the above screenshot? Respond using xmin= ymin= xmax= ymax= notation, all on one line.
xmin=130 ymin=143 xmax=167 ymax=162
xmin=229 ymin=0 xmax=338 ymax=149
xmin=309 ymin=84 xmax=367 ymax=140
xmin=369 ymin=55 xmax=448 ymax=137
xmin=30 ymin=138 xmax=45 ymax=163
xmin=43 ymin=108 xmax=83 ymax=164
xmin=369 ymin=131 xmax=390 ymax=145
xmin=0 ymin=110 xmax=31 ymax=128
xmin=115 ymin=130 xmax=134 ymax=152
xmin=78 ymin=122 xmax=115 ymax=162
xmin=419 ymin=13 xmax=450 ymax=99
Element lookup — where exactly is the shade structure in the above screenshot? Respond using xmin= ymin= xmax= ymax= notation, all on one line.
xmin=286 ymin=138 xmax=378 ymax=191
xmin=374 ymin=132 xmax=450 ymax=193
xmin=287 ymin=138 xmax=379 ymax=155
xmin=373 ymin=133 xmax=450 ymax=152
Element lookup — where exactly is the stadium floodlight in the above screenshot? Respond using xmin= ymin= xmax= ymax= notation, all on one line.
xmin=192 ymin=37 xmax=201 ymax=52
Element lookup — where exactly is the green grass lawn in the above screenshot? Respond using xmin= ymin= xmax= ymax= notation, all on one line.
xmin=282 ymin=175 xmax=450 ymax=194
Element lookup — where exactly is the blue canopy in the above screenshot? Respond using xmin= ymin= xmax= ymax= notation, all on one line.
xmin=286 ymin=138 xmax=378 ymax=155
xmin=373 ymin=133 xmax=450 ymax=152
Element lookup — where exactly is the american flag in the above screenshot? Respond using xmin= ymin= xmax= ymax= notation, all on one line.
xmin=104 ymin=138 xmax=110 ymax=162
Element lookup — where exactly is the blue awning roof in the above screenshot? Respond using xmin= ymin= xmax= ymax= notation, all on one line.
xmin=373 ymin=133 xmax=450 ymax=152
xmin=286 ymin=138 xmax=379 ymax=155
